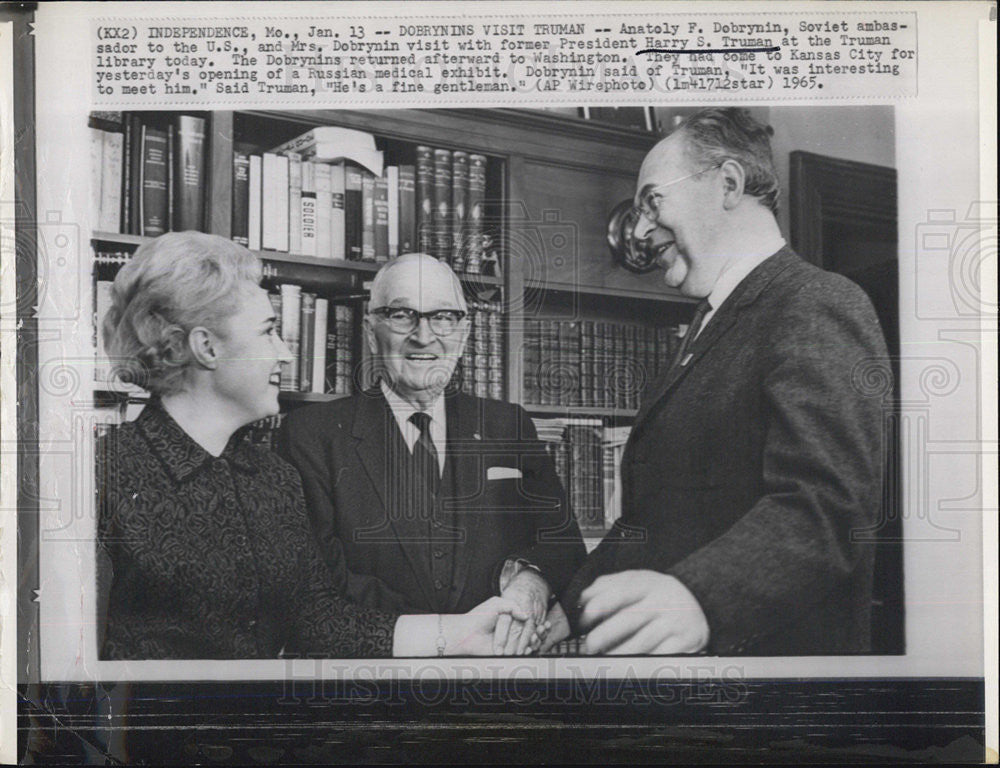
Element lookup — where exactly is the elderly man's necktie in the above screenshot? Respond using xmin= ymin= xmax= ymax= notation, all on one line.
xmin=409 ymin=411 xmax=440 ymax=496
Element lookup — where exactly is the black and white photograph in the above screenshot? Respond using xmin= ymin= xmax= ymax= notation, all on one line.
xmin=2 ymin=1 xmax=993 ymax=764
xmin=83 ymin=104 xmax=903 ymax=662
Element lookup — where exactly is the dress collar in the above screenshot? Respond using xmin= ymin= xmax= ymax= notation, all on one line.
xmin=136 ymin=400 xmax=258 ymax=482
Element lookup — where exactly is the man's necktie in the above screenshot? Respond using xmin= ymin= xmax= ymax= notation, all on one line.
xmin=409 ymin=411 xmax=440 ymax=496
xmin=668 ymin=298 xmax=712 ymax=373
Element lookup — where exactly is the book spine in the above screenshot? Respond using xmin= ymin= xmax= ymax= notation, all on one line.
xmin=287 ymin=153 xmax=303 ymax=255
xmin=614 ymin=324 xmax=625 ymax=409
xmin=172 ymin=114 xmax=207 ymax=232
xmin=166 ymin=122 xmax=174 ymax=231
xmin=450 ymin=151 xmax=469 ymax=273
xmin=432 ymin=148 xmax=452 ymax=263
xmin=567 ymin=321 xmax=581 ymax=406
xmin=279 ymin=284 xmax=301 ymax=391
xmin=140 ymin=125 xmax=169 ymax=237
xmin=335 ymin=304 xmax=355 ymax=394
xmin=137 ymin=123 xmax=145 ymax=234
xmin=262 ymin=152 xmax=290 ymax=252
xmin=522 ymin=319 xmax=538 ymax=405
xmin=386 ymin=166 xmax=399 ymax=259
xmin=361 ymin=172 xmax=376 ymax=262
xmin=231 ymin=149 xmax=250 ymax=246
xmin=311 ymin=298 xmax=329 ymax=394
xmin=248 ymin=155 xmax=263 ymax=252
xmin=299 ymin=292 xmax=315 ymax=391
xmin=268 ymin=291 xmax=282 ymax=339
xmin=127 ymin=114 xmax=143 ymax=235
xmin=99 ymin=130 xmax=123 ymax=233
xmin=270 ymin=130 xmax=318 ymax=155
xmin=94 ymin=280 xmax=114 ymax=382
xmin=415 ymin=146 xmax=433 ymax=255
xmin=397 ymin=164 xmax=416 ymax=254
xmin=344 ymin=164 xmax=363 ymax=260
xmin=461 ymin=302 xmax=476 ymax=396
xmin=579 ymin=320 xmax=592 ymax=408
xmin=314 ymin=162 xmax=333 ymax=260
xmin=329 ymin=162 xmax=346 ymax=260
xmin=373 ymin=174 xmax=389 ymax=263
xmin=488 ymin=300 xmax=503 ymax=400
xmin=602 ymin=431 xmax=616 ymax=529
xmin=473 ymin=299 xmax=488 ymax=398
xmin=299 ymin=160 xmax=317 ymax=257
xmin=90 ymin=128 xmax=103 ymax=230
xmin=466 ymin=154 xmax=487 ymax=274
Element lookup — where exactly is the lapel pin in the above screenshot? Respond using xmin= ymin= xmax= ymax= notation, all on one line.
xmin=473 ymin=432 xmax=482 ymax=440
xmin=681 ymin=353 xmax=694 ymax=367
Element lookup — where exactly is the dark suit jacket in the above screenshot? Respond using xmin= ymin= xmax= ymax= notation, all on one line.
xmin=279 ymin=389 xmax=586 ymax=614
xmin=564 ymin=248 xmax=890 ymax=655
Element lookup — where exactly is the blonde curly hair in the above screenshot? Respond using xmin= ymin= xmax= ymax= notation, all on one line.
xmin=102 ymin=231 xmax=262 ymax=395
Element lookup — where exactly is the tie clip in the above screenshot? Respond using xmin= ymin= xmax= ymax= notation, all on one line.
xmin=680 ymin=353 xmax=694 ymax=367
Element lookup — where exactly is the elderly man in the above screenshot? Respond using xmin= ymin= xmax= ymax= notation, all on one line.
xmin=560 ymin=108 xmax=889 ymax=656
xmin=280 ymin=253 xmax=585 ymax=654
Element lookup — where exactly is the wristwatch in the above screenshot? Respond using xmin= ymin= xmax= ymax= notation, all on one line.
xmin=499 ymin=558 xmax=557 ymax=609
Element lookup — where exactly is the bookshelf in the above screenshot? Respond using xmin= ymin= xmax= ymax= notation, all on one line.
xmin=88 ymin=107 xmax=697 ymax=540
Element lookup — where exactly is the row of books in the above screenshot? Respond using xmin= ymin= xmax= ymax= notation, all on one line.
xmin=90 ymin=111 xmax=207 ymax=237
xmin=534 ymin=418 xmax=632 ymax=535
xmin=457 ymin=299 xmax=504 ymax=401
xmin=268 ymin=285 xmax=356 ymax=396
xmin=233 ymin=127 xmax=495 ymax=275
xmin=523 ymin=320 xmax=683 ymax=410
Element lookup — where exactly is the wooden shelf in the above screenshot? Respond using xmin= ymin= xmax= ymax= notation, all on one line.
xmin=525 ymin=404 xmax=638 ymax=418
xmin=524 ymin=278 xmax=695 ymax=305
xmin=94 ymin=388 xmax=349 ymax=407
xmin=92 ymin=232 xmax=502 ymax=286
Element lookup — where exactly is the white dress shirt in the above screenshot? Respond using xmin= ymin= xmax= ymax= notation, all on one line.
xmin=696 ymin=239 xmax=786 ymax=339
xmin=380 ymin=380 xmax=447 ymax=477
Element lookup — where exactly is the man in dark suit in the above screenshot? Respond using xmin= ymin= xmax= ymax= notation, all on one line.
xmin=559 ymin=108 xmax=889 ymax=655
xmin=280 ymin=253 xmax=586 ymax=655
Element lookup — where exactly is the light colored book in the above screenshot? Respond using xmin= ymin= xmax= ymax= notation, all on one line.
xmin=287 ymin=153 xmax=302 ymax=255
xmin=262 ymin=152 xmax=289 ymax=252
xmin=270 ymin=126 xmax=383 ymax=176
xmin=279 ymin=283 xmax=302 ymax=391
xmin=248 ymin=155 xmax=262 ymax=251
xmin=300 ymin=161 xmax=317 ymax=258
xmin=99 ymin=130 xmax=123 ymax=233
xmin=314 ymin=162 xmax=333 ymax=260
xmin=386 ymin=166 xmax=399 ymax=258
xmin=312 ymin=297 xmax=329 ymax=394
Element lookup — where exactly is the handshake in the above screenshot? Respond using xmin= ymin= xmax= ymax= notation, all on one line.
xmin=446 ymin=567 xmax=570 ymax=656
xmin=394 ymin=569 xmax=711 ymax=656
xmin=393 ymin=568 xmax=570 ymax=657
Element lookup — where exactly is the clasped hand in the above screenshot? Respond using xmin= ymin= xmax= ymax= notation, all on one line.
xmin=492 ymin=569 xmax=551 ymax=655
xmin=577 ymin=570 xmax=710 ymax=655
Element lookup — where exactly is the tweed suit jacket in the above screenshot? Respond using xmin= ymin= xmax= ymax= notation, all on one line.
xmin=279 ymin=389 xmax=587 ymax=615
xmin=563 ymin=248 xmax=890 ymax=655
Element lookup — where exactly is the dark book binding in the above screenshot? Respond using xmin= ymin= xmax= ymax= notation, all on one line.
xmin=450 ymin=151 xmax=469 ymax=272
xmin=139 ymin=123 xmax=169 ymax=237
xmin=397 ymin=164 xmax=416 ymax=254
xmin=466 ymin=154 xmax=487 ymax=274
xmin=373 ymin=175 xmax=389 ymax=263
xmin=299 ymin=292 xmax=315 ymax=392
xmin=361 ymin=172 xmax=376 ymax=262
xmin=231 ymin=147 xmax=251 ymax=246
xmin=432 ymin=149 xmax=452 ymax=263
xmin=344 ymin=164 xmax=364 ymax=261
xmin=415 ymin=146 xmax=434 ymax=255
xmin=172 ymin=114 xmax=207 ymax=232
